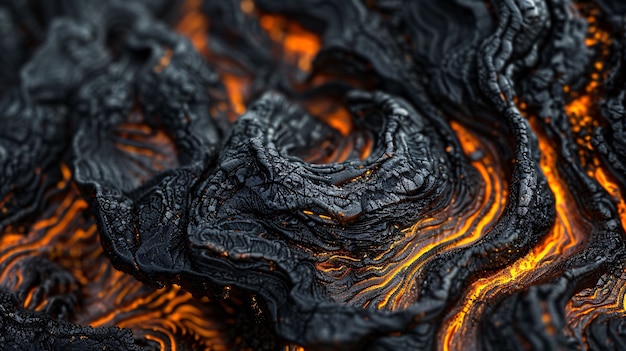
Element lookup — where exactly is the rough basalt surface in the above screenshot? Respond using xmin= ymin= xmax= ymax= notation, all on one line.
xmin=1 ymin=0 xmax=626 ymax=350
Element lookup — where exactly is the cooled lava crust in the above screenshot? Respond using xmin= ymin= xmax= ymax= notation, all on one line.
xmin=2 ymin=0 xmax=626 ymax=350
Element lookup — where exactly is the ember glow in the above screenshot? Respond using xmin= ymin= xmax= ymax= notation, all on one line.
xmin=2 ymin=0 xmax=626 ymax=350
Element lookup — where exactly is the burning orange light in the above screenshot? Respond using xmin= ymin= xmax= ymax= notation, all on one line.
xmin=257 ymin=13 xmax=321 ymax=73
xmin=440 ymin=114 xmax=589 ymax=351
xmin=176 ymin=0 xmax=210 ymax=57
xmin=0 ymin=138 xmax=234 ymax=351
xmin=314 ymin=121 xmax=505 ymax=311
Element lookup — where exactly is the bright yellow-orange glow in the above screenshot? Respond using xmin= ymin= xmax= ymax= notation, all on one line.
xmin=304 ymin=98 xmax=354 ymax=138
xmin=176 ymin=3 xmax=326 ymax=138
xmin=442 ymin=14 xmax=621 ymax=348
xmin=314 ymin=122 xmax=505 ymax=310
xmin=284 ymin=33 xmax=320 ymax=72
xmin=86 ymin=282 xmax=232 ymax=351
xmin=176 ymin=0 xmax=210 ymax=57
xmin=564 ymin=129 xmax=626 ymax=349
xmin=594 ymin=167 xmax=626 ymax=229
xmin=565 ymin=271 xmax=626 ymax=347
xmin=0 ymin=168 xmax=233 ymax=350
xmin=259 ymin=14 xmax=321 ymax=72
xmin=322 ymin=107 xmax=353 ymax=137
xmin=564 ymin=26 xmax=605 ymax=171
xmin=440 ymin=117 xmax=589 ymax=351
xmin=565 ymin=95 xmax=591 ymax=118
xmin=584 ymin=15 xmax=610 ymax=48
xmin=178 ymin=5 xmax=323 ymax=122
xmin=58 ymin=163 xmax=72 ymax=189
xmin=222 ymin=74 xmax=248 ymax=117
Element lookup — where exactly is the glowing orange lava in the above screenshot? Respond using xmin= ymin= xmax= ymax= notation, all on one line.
xmin=314 ymin=121 xmax=505 ymax=310
xmin=440 ymin=116 xmax=590 ymax=351
xmin=0 ymin=143 xmax=233 ymax=351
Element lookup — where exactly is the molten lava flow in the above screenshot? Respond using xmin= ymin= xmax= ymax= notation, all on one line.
xmin=176 ymin=0 xmax=210 ymax=58
xmin=0 ymin=167 xmax=236 ymax=350
xmin=258 ymin=14 xmax=320 ymax=72
xmin=440 ymin=116 xmax=589 ymax=351
xmin=176 ymin=0 xmax=249 ymax=121
xmin=559 ymin=11 xmax=626 ymax=348
xmin=315 ymin=121 xmax=505 ymax=310
xmin=175 ymin=4 xmax=359 ymax=161
xmin=4 ymin=0 xmax=626 ymax=350
xmin=176 ymin=2 xmax=321 ymax=123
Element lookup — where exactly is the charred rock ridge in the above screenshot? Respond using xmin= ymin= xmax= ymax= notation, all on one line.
xmin=1 ymin=0 xmax=626 ymax=350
